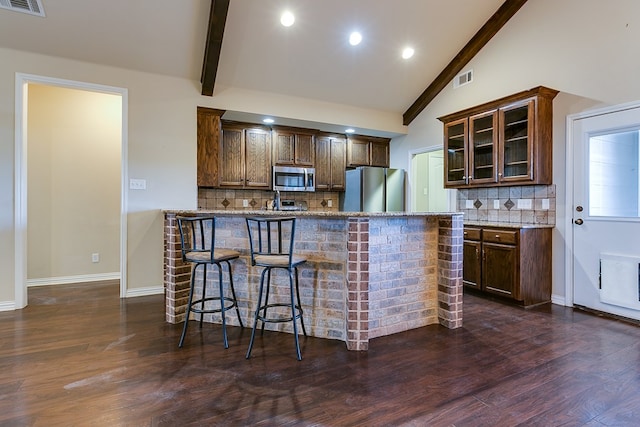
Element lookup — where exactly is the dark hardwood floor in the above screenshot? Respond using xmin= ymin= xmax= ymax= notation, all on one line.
xmin=1 ymin=282 xmax=639 ymax=426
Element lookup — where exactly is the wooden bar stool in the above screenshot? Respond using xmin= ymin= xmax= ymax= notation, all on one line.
xmin=245 ymin=216 xmax=307 ymax=360
xmin=176 ymin=215 xmax=243 ymax=348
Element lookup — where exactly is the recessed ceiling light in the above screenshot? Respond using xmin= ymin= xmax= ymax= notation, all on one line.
xmin=280 ymin=11 xmax=295 ymax=27
xmin=349 ymin=32 xmax=362 ymax=46
xmin=263 ymin=118 xmax=275 ymax=124
xmin=345 ymin=128 xmax=355 ymax=134
xmin=402 ymin=47 xmax=415 ymax=59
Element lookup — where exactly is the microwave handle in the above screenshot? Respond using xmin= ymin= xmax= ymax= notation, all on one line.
xmin=304 ymin=168 xmax=308 ymax=190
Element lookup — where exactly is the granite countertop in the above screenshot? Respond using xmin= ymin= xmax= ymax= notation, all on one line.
xmin=464 ymin=221 xmax=555 ymax=229
xmin=163 ymin=209 xmax=461 ymax=218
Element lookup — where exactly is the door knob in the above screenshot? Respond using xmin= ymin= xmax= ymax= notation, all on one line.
xmin=574 ymin=218 xmax=584 ymax=225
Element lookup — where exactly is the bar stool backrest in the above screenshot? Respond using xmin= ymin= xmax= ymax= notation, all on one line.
xmin=176 ymin=216 xmax=216 ymax=263
xmin=245 ymin=217 xmax=297 ymax=267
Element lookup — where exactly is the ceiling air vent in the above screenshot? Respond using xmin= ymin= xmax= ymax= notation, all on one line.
xmin=453 ymin=69 xmax=473 ymax=89
xmin=0 ymin=0 xmax=45 ymax=17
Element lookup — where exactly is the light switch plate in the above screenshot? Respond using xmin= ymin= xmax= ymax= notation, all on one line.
xmin=542 ymin=199 xmax=550 ymax=210
xmin=493 ymin=200 xmax=500 ymax=209
xmin=465 ymin=200 xmax=473 ymax=209
xmin=129 ymin=179 xmax=146 ymax=190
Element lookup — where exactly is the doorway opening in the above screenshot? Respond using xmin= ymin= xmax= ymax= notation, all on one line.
xmin=14 ymin=73 xmax=128 ymax=309
xmin=408 ymin=147 xmax=455 ymax=212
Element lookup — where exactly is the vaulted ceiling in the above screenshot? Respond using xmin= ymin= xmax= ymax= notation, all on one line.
xmin=0 ymin=0 xmax=525 ymax=130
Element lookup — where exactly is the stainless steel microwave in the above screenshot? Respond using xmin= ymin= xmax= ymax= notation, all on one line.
xmin=272 ymin=166 xmax=315 ymax=192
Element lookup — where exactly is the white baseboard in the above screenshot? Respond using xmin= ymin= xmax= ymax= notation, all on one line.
xmin=0 ymin=301 xmax=16 ymax=312
xmin=551 ymin=294 xmax=567 ymax=306
xmin=125 ymin=286 xmax=164 ymax=298
xmin=27 ymin=272 xmax=120 ymax=287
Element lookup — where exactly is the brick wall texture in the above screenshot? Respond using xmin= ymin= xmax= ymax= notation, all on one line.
xmin=164 ymin=212 xmax=463 ymax=350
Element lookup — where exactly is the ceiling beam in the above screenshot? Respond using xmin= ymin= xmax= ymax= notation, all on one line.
xmin=402 ymin=0 xmax=528 ymax=126
xmin=201 ymin=0 xmax=230 ymax=96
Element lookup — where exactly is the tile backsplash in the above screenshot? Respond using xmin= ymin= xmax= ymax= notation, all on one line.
xmin=198 ymin=188 xmax=341 ymax=212
xmin=457 ymin=184 xmax=556 ymax=225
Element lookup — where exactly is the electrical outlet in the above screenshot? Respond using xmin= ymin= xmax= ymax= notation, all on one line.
xmin=465 ymin=200 xmax=473 ymax=209
xmin=493 ymin=200 xmax=500 ymax=209
xmin=129 ymin=178 xmax=146 ymax=190
xmin=517 ymin=199 xmax=532 ymax=210
xmin=542 ymin=199 xmax=550 ymax=210
xmin=92 ymin=253 xmax=100 ymax=263
xmin=327 ymin=200 xmax=333 ymax=207
xmin=242 ymin=199 xmax=249 ymax=207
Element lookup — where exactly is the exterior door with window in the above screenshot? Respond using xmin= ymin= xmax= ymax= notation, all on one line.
xmin=572 ymin=105 xmax=640 ymax=321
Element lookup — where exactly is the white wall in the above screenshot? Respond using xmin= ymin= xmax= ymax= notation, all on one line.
xmin=27 ymin=84 xmax=121 ymax=281
xmin=390 ymin=0 xmax=640 ymax=301
xmin=0 ymin=47 xmax=200 ymax=304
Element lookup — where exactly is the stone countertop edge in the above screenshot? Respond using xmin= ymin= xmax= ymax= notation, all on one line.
xmin=463 ymin=220 xmax=555 ymax=229
xmin=162 ymin=209 xmax=461 ymax=218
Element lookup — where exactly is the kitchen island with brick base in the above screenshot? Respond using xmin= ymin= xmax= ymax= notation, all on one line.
xmin=163 ymin=210 xmax=463 ymax=351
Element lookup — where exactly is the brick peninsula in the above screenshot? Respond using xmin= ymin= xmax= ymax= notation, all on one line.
xmin=163 ymin=210 xmax=464 ymax=351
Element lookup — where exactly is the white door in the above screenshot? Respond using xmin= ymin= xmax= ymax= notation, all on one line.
xmin=572 ymin=105 xmax=640 ymax=320
xmin=427 ymin=151 xmax=448 ymax=212
xmin=411 ymin=149 xmax=451 ymax=212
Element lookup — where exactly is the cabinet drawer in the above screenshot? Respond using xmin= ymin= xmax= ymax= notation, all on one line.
xmin=463 ymin=228 xmax=482 ymax=241
xmin=483 ymin=229 xmax=517 ymax=245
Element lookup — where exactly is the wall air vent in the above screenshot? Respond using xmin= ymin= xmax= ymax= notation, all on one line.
xmin=0 ymin=0 xmax=45 ymax=17
xmin=453 ymin=69 xmax=473 ymax=89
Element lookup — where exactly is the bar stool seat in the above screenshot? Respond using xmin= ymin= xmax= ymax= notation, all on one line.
xmin=245 ymin=216 xmax=308 ymax=360
xmin=176 ymin=215 xmax=243 ymax=349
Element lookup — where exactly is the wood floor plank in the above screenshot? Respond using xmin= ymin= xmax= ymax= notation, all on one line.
xmin=2 ymin=282 xmax=640 ymax=425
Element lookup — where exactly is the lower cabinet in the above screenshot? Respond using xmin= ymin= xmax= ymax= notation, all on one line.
xmin=463 ymin=225 xmax=552 ymax=307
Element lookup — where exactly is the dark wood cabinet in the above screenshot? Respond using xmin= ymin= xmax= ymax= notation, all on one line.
xmin=197 ymin=110 xmax=389 ymax=191
xmin=462 ymin=227 xmax=482 ymax=290
xmin=219 ymin=122 xmax=271 ymax=189
xmin=315 ymin=133 xmax=346 ymax=191
xmin=463 ymin=225 xmax=551 ymax=307
xmin=440 ymin=86 xmax=558 ymax=188
xmin=482 ymin=241 xmax=518 ymax=298
xmin=347 ymin=135 xmax=390 ymax=168
xmin=196 ymin=107 xmax=224 ymax=187
xmin=272 ymin=127 xmax=315 ymax=166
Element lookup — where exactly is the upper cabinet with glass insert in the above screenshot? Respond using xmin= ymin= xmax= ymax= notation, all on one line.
xmin=439 ymin=86 xmax=558 ymax=188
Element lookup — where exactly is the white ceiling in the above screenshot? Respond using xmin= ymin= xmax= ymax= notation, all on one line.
xmin=0 ymin=0 xmax=508 ymax=122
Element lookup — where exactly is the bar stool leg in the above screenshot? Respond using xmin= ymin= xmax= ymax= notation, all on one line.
xmin=261 ymin=269 xmax=272 ymax=334
xmin=225 ymin=260 xmax=244 ymax=328
xmin=200 ymin=264 xmax=207 ymax=328
xmin=294 ymin=266 xmax=307 ymax=336
xmin=246 ymin=267 xmax=269 ymax=359
xmin=289 ymin=270 xmax=302 ymax=361
xmin=216 ymin=263 xmax=229 ymax=349
xmin=179 ymin=265 xmax=198 ymax=348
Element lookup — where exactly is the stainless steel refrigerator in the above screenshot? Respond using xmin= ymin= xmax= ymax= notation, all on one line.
xmin=340 ymin=167 xmax=405 ymax=212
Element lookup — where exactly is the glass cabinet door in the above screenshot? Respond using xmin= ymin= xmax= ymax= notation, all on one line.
xmin=500 ymin=99 xmax=535 ymax=182
xmin=469 ymin=110 xmax=498 ymax=185
xmin=444 ymin=118 xmax=468 ymax=186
